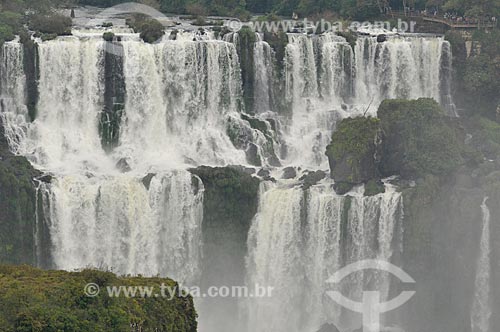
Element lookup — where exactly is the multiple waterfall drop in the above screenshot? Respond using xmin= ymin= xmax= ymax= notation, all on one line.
xmin=0 ymin=27 xmax=464 ymax=332
xmin=245 ymin=182 xmax=403 ymax=332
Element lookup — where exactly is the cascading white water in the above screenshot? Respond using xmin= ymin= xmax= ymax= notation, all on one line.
xmin=1 ymin=36 xmax=242 ymax=285
xmin=0 ymin=41 xmax=28 ymax=152
xmin=273 ymin=33 xmax=453 ymax=168
xmin=19 ymin=37 xmax=111 ymax=173
xmin=117 ymin=38 xmax=246 ymax=169
xmin=471 ymin=197 xmax=492 ymax=332
xmin=42 ymin=171 xmax=203 ymax=283
xmin=245 ymin=181 xmax=403 ymax=332
xmin=253 ymin=34 xmax=273 ymax=113
xmin=303 ymin=184 xmax=345 ymax=329
xmin=354 ymin=36 xmax=445 ymax=107
xmin=245 ymin=183 xmax=304 ymax=332
xmin=0 ymin=30 xmax=453 ymax=332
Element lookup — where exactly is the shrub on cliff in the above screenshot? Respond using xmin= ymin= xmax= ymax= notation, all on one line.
xmin=326 ymin=99 xmax=468 ymax=193
xmin=28 ymin=13 xmax=72 ymax=36
xmin=378 ymin=98 xmax=465 ymax=178
xmin=0 ymin=265 xmax=197 ymax=332
xmin=127 ymin=14 xmax=165 ymax=43
xmin=325 ymin=116 xmax=381 ymax=193
xmin=0 ymin=24 xmax=15 ymax=44
xmin=0 ymin=11 xmax=22 ymax=45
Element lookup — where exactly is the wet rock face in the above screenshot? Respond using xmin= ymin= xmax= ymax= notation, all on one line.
xmin=116 ymin=158 xmax=131 ymax=173
xmin=281 ymin=166 xmax=297 ymax=179
xmin=0 ymin=119 xmax=42 ymax=265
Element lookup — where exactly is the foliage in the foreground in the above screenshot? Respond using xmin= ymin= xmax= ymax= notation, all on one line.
xmin=0 ymin=265 xmax=197 ymax=332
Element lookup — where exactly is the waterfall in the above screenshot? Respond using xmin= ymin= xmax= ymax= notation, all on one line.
xmin=19 ymin=37 xmax=110 ymax=172
xmin=43 ymin=171 xmax=203 ymax=283
xmin=277 ymin=33 xmax=452 ymax=168
xmin=471 ymin=197 xmax=491 ymax=332
xmin=0 ymin=30 xmax=454 ymax=332
xmin=116 ymin=38 xmax=246 ymax=169
xmin=253 ymin=34 xmax=273 ymax=113
xmin=0 ymin=41 xmax=28 ymax=152
xmin=245 ymin=181 xmax=403 ymax=332
xmin=353 ymin=36 xmax=447 ymax=108
xmin=245 ymin=183 xmax=304 ymax=332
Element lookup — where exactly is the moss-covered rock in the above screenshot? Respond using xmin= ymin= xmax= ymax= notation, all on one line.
xmin=0 ymin=265 xmax=197 ymax=332
xmin=326 ymin=116 xmax=381 ymax=192
xmin=378 ymin=98 xmax=465 ymax=179
xmin=0 ymin=121 xmax=41 ymax=265
xmin=103 ymin=32 xmax=115 ymax=42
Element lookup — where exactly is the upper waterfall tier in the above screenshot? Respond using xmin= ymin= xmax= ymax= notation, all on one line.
xmin=1 ymin=32 xmax=453 ymax=171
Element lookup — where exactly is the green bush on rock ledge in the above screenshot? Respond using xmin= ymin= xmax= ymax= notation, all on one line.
xmin=28 ymin=13 xmax=72 ymax=36
xmin=325 ymin=98 xmax=469 ymax=194
xmin=0 ymin=265 xmax=197 ymax=332
xmin=326 ymin=116 xmax=381 ymax=194
xmin=127 ymin=14 xmax=165 ymax=43
xmin=378 ymin=98 xmax=466 ymax=179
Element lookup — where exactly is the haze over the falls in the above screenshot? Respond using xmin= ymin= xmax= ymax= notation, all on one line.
xmin=1 ymin=27 xmax=491 ymax=332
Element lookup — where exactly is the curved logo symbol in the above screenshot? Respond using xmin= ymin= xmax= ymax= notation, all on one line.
xmin=83 ymin=2 xmax=171 ymax=29
xmin=326 ymin=260 xmax=416 ymax=332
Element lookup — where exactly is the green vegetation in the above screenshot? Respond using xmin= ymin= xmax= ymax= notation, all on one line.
xmin=29 ymin=14 xmax=72 ymax=36
xmin=378 ymin=98 xmax=466 ymax=178
xmin=326 ymin=99 xmax=471 ymax=194
xmin=0 ymin=129 xmax=41 ymax=265
xmin=0 ymin=265 xmax=197 ymax=332
xmin=465 ymin=116 xmax=500 ymax=159
xmin=364 ymin=179 xmax=385 ymax=196
xmin=445 ymin=29 xmax=500 ymax=117
xmin=326 ymin=116 xmax=381 ymax=193
xmin=0 ymin=0 xmax=74 ymax=46
xmin=102 ymin=31 xmax=115 ymax=41
xmin=126 ymin=14 xmax=165 ymax=43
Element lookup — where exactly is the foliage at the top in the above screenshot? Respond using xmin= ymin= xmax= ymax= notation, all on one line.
xmin=0 ymin=0 xmax=73 ymax=44
xmin=0 ymin=265 xmax=197 ymax=332
xmin=73 ymin=0 xmax=500 ymax=20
